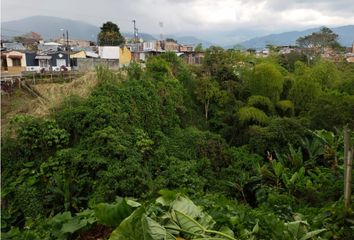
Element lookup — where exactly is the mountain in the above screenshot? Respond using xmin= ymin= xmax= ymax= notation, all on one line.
xmin=1 ymin=16 xmax=155 ymax=42
xmin=124 ymin=32 xmax=156 ymax=41
xmin=165 ymin=35 xmax=213 ymax=47
xmin=1 ymin=16 xmax=210 ymax=46
xmin=1 ymin=16 xmax=100 ymax=40
xmin=235 ymin=25 xmax=354 ymax=49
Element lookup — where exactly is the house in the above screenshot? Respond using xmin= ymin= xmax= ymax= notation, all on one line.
xmin=143 ymin=41 xmax=162 ymax=51
xmin=70 ymin=50 xmax=99 ymax=70
xmin=163 ymin=40 xmax=179 ymax=52
xmin=70 ymin=51 xmax=87 ymax=59
xmin=33 ymin=51 xmax=70 ymax=71
xmin=1 ymin=51 xmax=27 ymax=74
xmin=278 ymin=45 xmax=297 ymax=55
xmin=2 ymin=42 xmax=26 ymax=51
xmin=25 ymin=52 xmax=41 ymax=72
xmin=179 ymin=44 xmax=194 ymax=52
xmin=98 ymin=46 xmax=120 ymax=59
xmin=179 ymin=51 xmax=204 ymax=65
xmin=98 ymin=46 xmax=132 ymax=65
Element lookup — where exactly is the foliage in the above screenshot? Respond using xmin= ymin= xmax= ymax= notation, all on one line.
xmin=247 ymin=95 xmax=275 ymax=115
xmin=308 ymin=93 xmax=354 ymax=130
xmin=2 ymin=51 xmax=354 ymax=239
xmin=248 ymin=63 xmax=284 ymax=102
xmin=238 ymin=106 xmax=269 ymax=126
xmin=296 ymin=27 xmax=339 ymax=51
xmin=276 ymin=100 xmax=294 ymax=117
xmin=98 ymin=21 xmax=125 ymax=46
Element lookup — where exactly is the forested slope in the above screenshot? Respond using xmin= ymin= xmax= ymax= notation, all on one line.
xmin=2 ymin=49 xmax=354 ymax=239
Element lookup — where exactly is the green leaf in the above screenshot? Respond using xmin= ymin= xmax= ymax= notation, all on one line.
xmin=174 ymin=209 xmax=205 ymax=235
xmin=299 ymin=229 xmax=326 ymax=240
xmin=61 ymin=218 xmax=87 ymax=233
xmin=95 ymin=198 xmax=138 ymax=227
xmin=252 ymin=222 xmax=259 ymax=234
xmin=169 ymin=196 xmax=216 ymax=233
xmin=219 ymin=226 xmax=235 ymax=237
xmin=109 ymin=207 xmax=168 ymax=240
xmin=286 ymin=221 xmax=301 ymax=238
xmin=109 ymin=207 xmax=145 ymax=240
xmin=142 ymin=215 xmax=167 ymax=239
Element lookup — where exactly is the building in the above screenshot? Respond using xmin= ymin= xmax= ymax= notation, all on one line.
xmin=119 ymin=46 xmax=132 ymax=65
xmin=1 ymin=51 xmax=27 ymax=74
xmin=98 ymin=46 xmax=120 ymax=59
xmin=163 ymin=40 xmax=179 ymax=52
xmin=179 ymin=52 xmax=204 ymax=65
xmin=2 ymin=42 xmax=26 ymax=51
xmin=98 ymin=46 xmax=132 ymax=65
xmin=179 ymin=44 xmax=194 ymax=52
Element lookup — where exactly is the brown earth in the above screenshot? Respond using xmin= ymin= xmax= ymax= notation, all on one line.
xmin=1 ymin=72 xmax=97 ymax=136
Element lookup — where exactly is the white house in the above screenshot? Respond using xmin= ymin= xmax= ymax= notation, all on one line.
xmin=98 ymin=46 xmax=120 ymax=59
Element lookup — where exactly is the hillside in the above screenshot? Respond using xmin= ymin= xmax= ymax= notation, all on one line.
xmin=236 ymin=25 xmax=354 ymax=49
xmin=1 ymin=72 xmax=97 ymax=136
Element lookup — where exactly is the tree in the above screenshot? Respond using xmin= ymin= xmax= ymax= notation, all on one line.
xmin=98 ymin=21 xmax=125 ymax=46
xmin=14 ymin=32 xmax=42 ymax=50
xmin=195 ymin=43 xmax=203 ymax=52
xmin=165 ymin=38 xmax=177 ymax=43
xmin=289 ymin=75 xmax=321 ymax=114
xmin=195 ymin=76 xmax=220 ymax=121
xmin=296 ymin=27 xmax=339 ymax=53
xmin=248 ymin=63 xmax=284 ymax=103
xmin=310 ymin=60 xmax=340 ymax=89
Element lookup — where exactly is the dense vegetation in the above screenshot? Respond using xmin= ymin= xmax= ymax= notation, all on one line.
xmin=2 ymin=49 xmax=354 ymax=239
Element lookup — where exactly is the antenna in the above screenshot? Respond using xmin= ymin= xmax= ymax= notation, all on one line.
xmin=159 ymin=21 xmax=164 ymax=41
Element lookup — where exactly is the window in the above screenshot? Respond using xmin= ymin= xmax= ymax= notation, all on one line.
xmin=56 ymin=59 xmax=66 ymax=67
xmin=12 ymin=58 xmax=21 ymax=66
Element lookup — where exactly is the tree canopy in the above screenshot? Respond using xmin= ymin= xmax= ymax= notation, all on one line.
xmin=296 ymin=27 xmax=339 ymax=52
xmin=248 ymin=63 xmax=284 ymax=103
xmin=98 ymin=21 xmax=125 ymax=46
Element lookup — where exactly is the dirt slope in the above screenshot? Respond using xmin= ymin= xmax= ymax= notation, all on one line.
xmin=1 ymin=72 xmax=97 ymax=136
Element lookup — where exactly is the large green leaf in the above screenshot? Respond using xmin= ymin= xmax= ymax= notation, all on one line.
xmin=174 ymin=209 xmax=205 ymax=235
xmin=109 ymin=207 xmax=169 ymax=240
xmin=61 ymin=218 xmax=87 ymax=233
xmin=170 ymin=196 xmax=215 ymax=229
xmin=142 ymin=215 xmax=168 ymax=239
xmin=95 ymin=198 xmax=140 ymax=227
xmin=299 ymin=229 xmax=326 ymax=240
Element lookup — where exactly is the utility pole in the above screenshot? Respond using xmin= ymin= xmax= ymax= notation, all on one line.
xmin=132 ymin=20 xmax=138 ymax=43
xmin=344 ymin=127 xmax=353 ymax=210
xmin=66 ymin=30 xmax=70 ymax=67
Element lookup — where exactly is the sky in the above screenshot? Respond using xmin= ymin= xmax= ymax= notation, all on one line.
xmin=2 ymin=0 xmax=354 ymax=44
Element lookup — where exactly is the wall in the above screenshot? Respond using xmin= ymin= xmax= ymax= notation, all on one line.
xmin=70 ymin=51 xmax=86 ymax=59
xmin=98 ymin=46 xmax=120 ymax=59
xmin=4 ymin=51 xmax=27 ymax=74
xmin=119 ymin=46 xmax=132 ymax=65
xmin=76 ymin=58 xmax=120 ymax=71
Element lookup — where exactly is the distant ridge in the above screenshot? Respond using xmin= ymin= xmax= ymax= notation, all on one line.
xmin=1 ymin=16 xmax=209 ymax=45
xmin=235 ymin=25 xmax=354 ymax=49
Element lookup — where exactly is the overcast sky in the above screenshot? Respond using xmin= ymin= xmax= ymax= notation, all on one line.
xmin=2 ymin=0 xmax=354 ymax=43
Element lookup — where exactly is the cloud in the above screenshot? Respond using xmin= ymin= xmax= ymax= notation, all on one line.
xmin=2 ymin=0 xmax=354 ymax=44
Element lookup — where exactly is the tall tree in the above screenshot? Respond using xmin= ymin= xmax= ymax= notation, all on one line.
xmin=98 ymin=21 xmax=125 ymax=46
xmin=296 ymin=27 xmax=339 ymax=53
xmin=248 ymin=63 xmax=284 ymax=103
xmin=195 ymin=76 xmax=220 ymax=121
